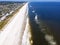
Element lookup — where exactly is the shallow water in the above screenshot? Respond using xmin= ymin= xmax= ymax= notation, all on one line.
xmin=29 ymin=2 xmax=60 ymax=45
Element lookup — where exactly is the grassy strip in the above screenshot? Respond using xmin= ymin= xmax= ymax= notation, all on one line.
xmin=0 ymin=15 xmax=13 ymax=29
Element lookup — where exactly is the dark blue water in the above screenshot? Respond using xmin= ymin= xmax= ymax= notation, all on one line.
xmin=29 ymin=2 xmax=60 ymax=45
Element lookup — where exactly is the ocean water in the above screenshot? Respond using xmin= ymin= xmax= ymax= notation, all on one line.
xmin=29 ymin=2 xmax=60 ymax=45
